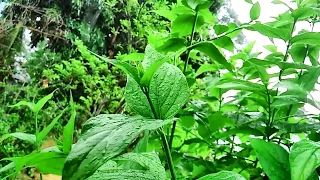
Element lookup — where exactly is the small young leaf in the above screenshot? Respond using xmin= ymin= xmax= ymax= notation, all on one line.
xmin=62 ymin=114 xmax=172 ymax=180
xmin=37 ymin=108 xmax=67 ymax=144
xmin=1 ymin=132 xmax=36 ymax=144
xmin=198 ymin=171 xmax=246 ymax=180
xmin=290 ymin=140 xmax=320 ymax=180
xmin=250 ymin=138 xmax=291 ymax=180
xmin=250 ymin=2 xmax=261 ymax=21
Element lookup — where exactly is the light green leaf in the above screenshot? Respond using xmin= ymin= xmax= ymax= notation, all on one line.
xmin=250 ymin=138 xmax=291 ymax=180
xmin=213 ymin=36 xmax=234 ymax=52
xmin=0 ymin=162 xmax=15 ymax=174
xmin=273 ymin=122 xmax=320 ymax=133
xmin=117 ymin=53 xmax=145 ymax=62
xmin=243 ymin=41 xmax=256 ymax=54
xmin=298 ymin=67 xmax=320 ymax=92
xmin=62 ymin=114 xmax=172 ymax=180
xmin=264 ymin=45 xmax=278 ymax=53
xmin=250 ymin=2 xmax=261 ymax=20
xmin=249 ymin=23 xmax=291 ymax=41
xmin=63 ymin=94 xmax=76 ymax=154
xmin=290 ymin=140 xmax=320 ymax=180
xmin=213 ymin=25 xmax=229 ymax=35
xmin=87 ymin=153 xmax=166 ymax=180
xmin=192 ymin=42 xmax=232 ymax=71
xmin=1 ymin=132 xmax=36 ymax=144
xmin=172 ymin=14 xmax=205 ymax=37
xmin=245 ymin=0 xmax=253 ymax=4
xmin=34 ymin=92 xmax=54 ymax=113
xmin=9 ymin=101 xmax=35 ymax=112
xmin=217 ymin=126 xmax=264 ymax=139
xmin=37 ymin=108 xmax=66 ymax=144
xmin=198 ymin=171 xmax=246 ymax=180
xmin=208 ymin=112 xmax=233 ymax=133
xmin=289 ymin=44 xmax=308 ymax=63
xmin=308 ymin=46 xmax=319 ymax=66
xmin=152 ymin=10 xmax=176 ymax=21
xmin=290 ymin=32 xmax=320 ymax=46
xmin=156 ymin=37 xmax=186 ymax=53
xmin=182 ymin=0 xmax=212 ymax=11
xmin=215 ymin=78 xmax=266 ymax=93
xmin=292 ymin=7 xmax=315 ymax=20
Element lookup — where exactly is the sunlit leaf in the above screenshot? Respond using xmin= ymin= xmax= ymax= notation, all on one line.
xmin=250 ymin=2 xmax=261 ymax=20
xmin=290 ymin=32 xmax=320 ymax=46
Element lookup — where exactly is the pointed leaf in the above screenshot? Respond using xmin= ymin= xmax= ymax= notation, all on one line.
xmin=290 ymin=32 xmax=320 ymax=46
xmin=250 ymin=2 xmax=261 ymax=20
xmin=34 ymin=92 xmax=54 ymax=113
xmin=194 ymin=63 xmax=218 ymax=77
xmin=249 ymin=23 xmax=291 ymax=41
xmin=9 ymin=101 xmax=35 ymax=112
xmin=172 ymin=14 xmax=205 ymax=37
xmin=62 ymin=114 xmax=172 ymax=180
xmin=213 ymin=36 xmax=234 ymax=52
xmin=1 ymin=132 xmax=36 ymax=144
xmin=292 ymin=7 xmax=315 ymax=20
xmin=63 ymin=94 xmax=76 ymax=154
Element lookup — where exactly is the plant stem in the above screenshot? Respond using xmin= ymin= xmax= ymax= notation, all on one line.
xmin=169 ymin=11 xmax=199 ymax=149
xmin=159 ymin=129 xmax=177 ymax=180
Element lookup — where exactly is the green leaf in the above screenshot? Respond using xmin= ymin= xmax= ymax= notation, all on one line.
xmin=5 ymin=152 xmax=66 ymax=175
xmin=217 ymin=126 xmax=264 ymax=139
xmin=117 ymin=53 xmax=145 ymax=62
xmin=290 ymin=140 xmax=320 ymax=180
xmin=215 ymin=78 xmax=266 ymax=93
xmin=243 ymin=41 xmax=256 ymax=54
xmin=273 ymin=122 xmax=320 ymax=133
xmin=249 ymin=23 xmax=291 ymax=41
xmin=208 ymin=112 xmax=233 ymax=133
xmin=156 ymin=37 xmax=186 ymax=53
xmin=9 ymin=101 xmax=35 ymax=112
xmin=264 ymin=45 xmax=278 ymax=53
xmin=245 ymin=0 xmax=253 ymax=4
xmin=182 ymin=0 xmax=213 ymax=11
xmin=192 ymin=42 xmax=232 ymax=71
xmin=62 ymin=114 xmax=171 ymax=180
xmin=194 ymin=63 xmax=218 ymax=77
xmin=37 ymin=108 xmax=66 ymax=144
xmin=0 ymin=162 xmax=15 ymax=174
xmin=87 ymin=153 xmax=166 ymax=180
xmin=250 ymin=2 xmax=261 ymax=20
xmin=213 ymin=36 xmax=234 ymax=52
xmin=213 ymin=25 xmax=229 ymax=35
xmin=289 ymin=44 xmax=308 ymax=63
xmin=308 ymin=46 xmax=319 ymax=66
xmin=198 ymin=171 xmax=246 ymax=180
xmin=292 ymin=7 xmax=315 ymax=20
xmin=1 ymin=132 xmax=36 ymax=144
xmin=172 ymin=14 xmax=205 ymax=37
xmin=298 ymin=67 xmax=320 ymax=92
xmin=250 ymin=139 xmax=291 ymax=180
xmin=63 ymin=94 xmax=76 ymax=154
xmin=127 ymin=63 xmax=189 ymax=119
xmin=34 ymin=91 xmax=54 ymax=113
xmin=152 ymin=10 xmax=176 ymax=21
xmin=290 ymin=32 xmax=320 ymax=46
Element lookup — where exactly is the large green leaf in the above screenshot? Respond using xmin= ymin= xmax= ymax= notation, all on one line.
xmin=290 ymin=32 xmax=320 ymax=46
xmin=290 ymin=140 xmax=320 ymax=180
xmin=62 ymin=114 xmax=171 ymax=180
xmin=213 ymin=36 xmax=234 ymax=52
xmin=250 ymin=139 xmax=291 ymax=180
xmin=182 ymin=0 xmax=213 ymax=11
xmin=34 ymin=92 xmax=54 ymax=113
xmin=126 ymin=63 xmax=189 ymax=119
xmin=1 ymin=132 xmax=36 ymax=144
xmin=87 ymin=153 xmax=166 ymax=180
xmin=198 ymin=171 xmax=245 ymax=180
xmin=291 ymin=7 xmax=315 ymax=20
xmin=248 ymin=23 xmax=291 ymax=41
xmin=192 ymin=42 xmax=232 ymax=71
xmin=215 ymin=78 xmax=266 ymax=93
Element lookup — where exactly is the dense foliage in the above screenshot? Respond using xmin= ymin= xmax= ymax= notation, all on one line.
xmin=1 ymin=0 xmax=320 ymax=179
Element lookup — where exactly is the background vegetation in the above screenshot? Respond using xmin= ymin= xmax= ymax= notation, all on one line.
xmin=0 ymin=0 xmax=320 ymax=179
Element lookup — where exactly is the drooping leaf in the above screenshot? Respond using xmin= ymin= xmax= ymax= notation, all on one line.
xmin=87 ymin=153 xmax=166 ymax=180
xmin=250 ymin=138 xmax=291 ymax=180
xmin=9 ymin=101 xmax=35 ymax=113
xmin=1 ymin=132 xmax=36 ymax=144
xmin=213 ymin=36 xmax=234 ymax=52
xmin=290 ymin=32 xmax=320 ymax=46
xmin=248 ymin=23 xmax=291 ymax=41
xmin=250 ymin=2 xmax=261 ymax=20
xmin=192 ymin=42 xmax=232 ymax=71
xmin=290 ymin=140 xmax=320 ymax=180
xmin=37 ymin=108 xmax=66 ymax=144
xmin=4 ymin=152 xmax=66 ymax=175
xmin=198 ymin=171 xmax=246 ymax=180
xmin=308 ymin=46 xmax=319 ymax=66
xmin=117 ymin=53 xmax=145 ymax=62
xmin=297 ymin=67 xmax=320 ymax=92
xmin=62 ymin=114 xmax=172 ymax=180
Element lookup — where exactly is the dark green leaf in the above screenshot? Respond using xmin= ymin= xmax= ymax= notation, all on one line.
xmin=62 ymin=114 xmax=171 ymax=180
xmin=156 ymin=37 xmax=186 ymax=53
xmin=213 ymin=25 xmax=229 ymax=35
xmin=250 ymin=2 xmax=261 ymax=20
xmin=250 ymin=139 xmax=291 ymax=180
xmin=290 ymin=140 xmax=320 ymax=180
xmin=289 ymin=44 xmax=308 ymax=63
xmin=273 ymin=122 xmax=320 ymax=133
xmin=198 ymin=171 xmax=246 ymax=180
xmin=192 ymin=42 xmax=232 ymax=71
xmin=292 ymin=7 xmax=315 ymax=20
xmin=208 ymin=112 xmax=233 ymax=133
